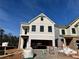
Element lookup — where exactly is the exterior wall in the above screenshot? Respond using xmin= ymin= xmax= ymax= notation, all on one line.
xmin=19 ymin=37 xmax=24 ymax=49
xmin=59 ymin=24 xmax=79 ymax=36
xmin=66 ymin=28 xmax=71 ymax=35
xmin=20 ymin=24 xmax=29 ymax=35
xmin=29 ymin=35 xmax=54 ymax=40
xmin=55 ymin=27 xmax=60 ymax=39
xmin=59 ymin=28 xmax=67 ymax=35
xmin=66 ymin=19 xmax=79 ymax=36
xmin=76 ymin=26 xmax=79 ymax=35
xmin=20 ymin=24 xmax=24 ymax=35
xmin=66 ymin=19 xmax=79 ymax=35
xmin=29 ymin=17 xmax=55 ymax=36
xmin=66 ymin=26 xmax=77 ymax=35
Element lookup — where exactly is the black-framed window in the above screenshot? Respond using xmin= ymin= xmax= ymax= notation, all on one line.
xmin=61 ymin=29 xmax=65 ymax=35
xmin=25 ymin=29 xmax=27 ymax=34
xmin=48 ymin=26 xmax=52 ymax=32
xmin=72 ymin=28 xmax=76 ymax=34
xmin=41 ymin=17 xmax=44 ymax=21
xmin=32 ymin=25 xmax=36 ymax=32
xmin=40 ymin=26 xmax=44 ymax=32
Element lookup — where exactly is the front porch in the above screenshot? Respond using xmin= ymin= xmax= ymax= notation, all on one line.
xmin=60 ymin=35 xmax=79 ymax=50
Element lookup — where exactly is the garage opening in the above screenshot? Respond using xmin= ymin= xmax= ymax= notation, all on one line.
xmin=31 ymin=40 xmax=52 ymax=49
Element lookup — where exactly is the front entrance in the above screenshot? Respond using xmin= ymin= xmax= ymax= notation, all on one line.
xmin=21 ymin=36 xmax=29 ymax=49
xmin=65 ymin=37 xmax=72 ymax=46
xmin=55 ymin=39 xmax=58 ymax=47
xmin=31 ymin=40 xmax=52 ymax=49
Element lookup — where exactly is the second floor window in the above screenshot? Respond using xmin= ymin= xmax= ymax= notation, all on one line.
xmin=72 ymin=28 xmax=76 ymax=34
xmin=40 ymin=26 xmax=44 ymax=32
xmin=48 ymin=26 xmax=52 ymax=32
xmin=61 ymin=29 xmax=65 ymax=35
xmin=25 ymin=29 xmax=27 ymax=34
xmin=32 ymin=25 xmax=36 ymax=32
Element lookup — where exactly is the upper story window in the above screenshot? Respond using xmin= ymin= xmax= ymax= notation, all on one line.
xmin=25 ymin=29 xmax=27 ymax=34
xmin=61 ymin=29 xmax=65 ymax=35
xmin=48 ymin=26 xmax=52 ymax=32
xmin=40 ymin=26 xmax=44 ymax=32
xmin=72 ymin=28 xmax=76 ymax=34
xmin=32 ymin=25 xmax=36 ymax=32
xmin=41 ymin=16 xmax=44 ymax=21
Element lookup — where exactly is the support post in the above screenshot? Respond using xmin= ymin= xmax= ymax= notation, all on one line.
xmin=52 ymin=39 xmax=55 ymax=47
xmin=63 ymin=38 xmax=66 ymax=46
xmin=4 ymin=46 xmax=6 ymax=55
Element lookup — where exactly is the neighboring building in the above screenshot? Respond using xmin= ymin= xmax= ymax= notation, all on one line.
xmin=58 ymin=19 xmax=79 ymax=49
xmin=18 ymin=13 xmax=79 ymax=49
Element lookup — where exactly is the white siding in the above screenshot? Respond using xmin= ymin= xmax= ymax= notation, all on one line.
xmin=29 ymin=17 xmax=55 ymax=35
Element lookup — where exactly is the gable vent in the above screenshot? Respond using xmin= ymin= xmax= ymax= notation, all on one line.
xmin=41 ymin=16 xmax=44 ymax=21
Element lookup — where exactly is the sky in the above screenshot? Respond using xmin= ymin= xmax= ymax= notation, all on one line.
xmin=0 ymin=0 xmax=79 ymax=36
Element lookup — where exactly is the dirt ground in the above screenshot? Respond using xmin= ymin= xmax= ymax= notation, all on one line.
xmin=0 ymin=49 xmax=23 ymax=59
xmin=34 ymin=49 xmax=74 ymax=59
xmin=0 ymin=49 xmax=76 ymax=59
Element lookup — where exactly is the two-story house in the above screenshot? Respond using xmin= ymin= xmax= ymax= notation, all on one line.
xmin=58 ymin=19 xmax=79 ymax=49
xmin=18 ymin=13 xmax=55 ymax=49
xmin=18 ymin=13 xmax=79 ymax=49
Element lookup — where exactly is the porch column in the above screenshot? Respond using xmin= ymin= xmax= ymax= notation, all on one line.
xmin=63 ymin=38 xmax=66 ymax=46
xmin=52 ymin=37 xmax=55 ymax=47
xmin=72 ymin=38 xmax=77 ymax=50
xmin=18 ymin=37 xmax=24 ymax=49
xmin=58 ymin=38 xmax=61 ymax=47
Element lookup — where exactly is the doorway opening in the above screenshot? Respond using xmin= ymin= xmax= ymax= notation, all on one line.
xmin=65 ymin=37 xmax=72 ymax=46
xmin=22 ymin=36 xmax=29 ymax=49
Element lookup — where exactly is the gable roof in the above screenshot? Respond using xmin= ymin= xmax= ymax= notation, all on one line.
xmin=66 ymin=17 xmax=79 ymax=28
xmin=55 ymin=24 xmax=66 ymax=28
xmin=28 ymin=13 xmax=55 ymax=24
xmin=55 ymin=17 xmax=79 ymax=28
xmin=22 ymin=13 xmax=79 ymax=29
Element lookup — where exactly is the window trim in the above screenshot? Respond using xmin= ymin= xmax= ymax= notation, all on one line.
xmin=61 ymin=29 xmax=65 ymax=35
xmin=72 ymin=28 xmax=76 ymax=34
xmin=48 ymin=26 xmax=52 ymax=32
xmin=40 ymin=26 xmax=44 ymax=32
xmin=32 ymin=25 xmax=36 ymax=32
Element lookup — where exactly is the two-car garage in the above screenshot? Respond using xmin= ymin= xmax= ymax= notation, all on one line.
xmin=31 ymin=40 xmax=52 ymax=49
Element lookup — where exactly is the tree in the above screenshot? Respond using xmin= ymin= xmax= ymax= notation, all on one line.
xmin=0 ymin=28 xmax=19 ymax=47
xmin=0 ymin=28 xmax=5 ymax=45
xmin=0 ymin=28 xmax=4 ymax=40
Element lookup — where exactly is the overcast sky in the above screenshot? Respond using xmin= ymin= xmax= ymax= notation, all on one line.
xmin=0 ymin=0 xmax=79 ymax=36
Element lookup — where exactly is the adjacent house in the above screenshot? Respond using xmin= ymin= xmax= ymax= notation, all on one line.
xmin=58 ymin=19 xmax=79 ymax=49
xmin=18 ymin=13 xmax=79 ymax=49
